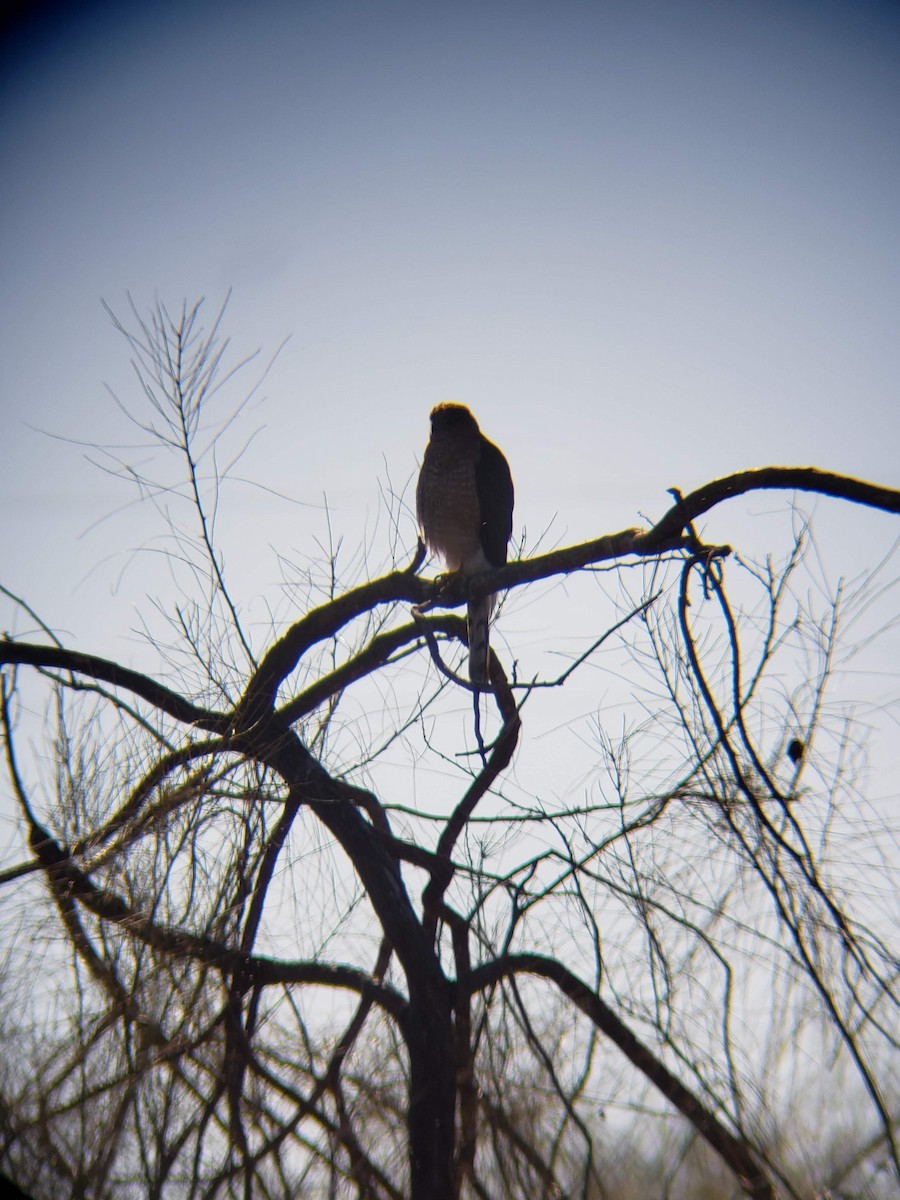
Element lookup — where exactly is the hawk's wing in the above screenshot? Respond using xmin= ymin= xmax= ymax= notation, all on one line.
xmin=475 ymin=437 xmax=514 ymax=568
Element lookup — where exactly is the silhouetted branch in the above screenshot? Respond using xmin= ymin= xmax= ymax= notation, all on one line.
xmin=643 ymin=467 xmax=900 ymax=549
xmin=465 ymin=953 xmax=776 ymax=1200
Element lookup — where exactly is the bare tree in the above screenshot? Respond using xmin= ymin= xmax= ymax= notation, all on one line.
xmin=1 ymin=298 xmax=897 ymax=1200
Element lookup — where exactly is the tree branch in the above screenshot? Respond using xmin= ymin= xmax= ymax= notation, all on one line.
xmin=464 ymin=953 xmax=776 ymax=1200
xmin=642 ymin=467 xmax=900 ymax=550
xmin=0 ymin=641 xmax=227 ymax=732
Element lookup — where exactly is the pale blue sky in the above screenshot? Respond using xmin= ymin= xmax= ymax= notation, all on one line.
xmin=1 ymin=0 xmax=898 ymax=654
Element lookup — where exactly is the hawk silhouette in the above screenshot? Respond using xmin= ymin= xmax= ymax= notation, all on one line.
xmin=416 ymin=403 xmax=514 ymax=684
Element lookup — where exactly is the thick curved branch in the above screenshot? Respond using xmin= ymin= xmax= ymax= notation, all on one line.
xmin=464 ymin=953 xmax=775 ymax=1200
xmin=278 ymin=614 xmax=463 ymax=725
xmin=237 ymin=557 xmax=428 ymax=720
xmin=0 ymin=640 xmax=227 ymax=732
xmin=643 ymin=467 xmax=900 ymax=550
xmin=240 ymin=526 xmax=672 ymax=720
xmin=25 ymin=820 xmax=407 ymax=1016
xmin=462 ymin=469 xmax=898 ymax=601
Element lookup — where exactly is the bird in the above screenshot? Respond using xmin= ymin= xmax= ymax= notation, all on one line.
xmin=787 ymin=738 xmax=804 ymax=765
xmin=416 ymin=403 xmax=514 ymax=684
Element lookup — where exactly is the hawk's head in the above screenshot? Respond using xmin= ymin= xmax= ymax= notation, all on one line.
xmin=429 ymin=402 xmax=479 ymax=435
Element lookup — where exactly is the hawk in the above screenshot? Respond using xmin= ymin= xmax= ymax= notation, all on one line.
xmin=416 ymin=403 xmax=514 ymax=684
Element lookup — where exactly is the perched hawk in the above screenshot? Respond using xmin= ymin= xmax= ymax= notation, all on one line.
xmin=416 ymin=403 xmax=514 ymax=684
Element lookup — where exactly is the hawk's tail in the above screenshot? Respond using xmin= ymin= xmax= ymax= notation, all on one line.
xmin=467 ymin=595 xmax=493 ymax=685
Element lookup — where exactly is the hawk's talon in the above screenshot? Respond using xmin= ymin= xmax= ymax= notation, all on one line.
xmin=433 ymin=570 xmax=464 ymax=595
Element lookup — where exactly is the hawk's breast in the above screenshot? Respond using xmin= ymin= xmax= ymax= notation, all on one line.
xmin=417 ymin=455 xmax=485 ymax=574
